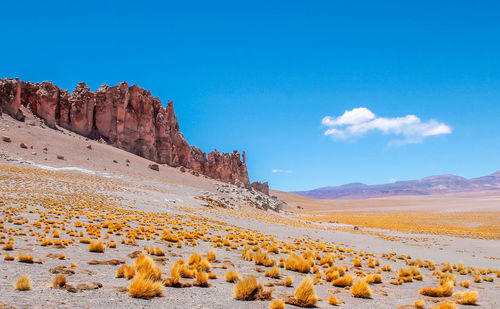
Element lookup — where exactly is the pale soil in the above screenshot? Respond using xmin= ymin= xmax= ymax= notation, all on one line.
xmin=0 ymin=113 xmax=499 ymax=308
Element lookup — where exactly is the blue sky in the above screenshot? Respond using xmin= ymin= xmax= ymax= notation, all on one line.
xmin=2 ymin=1 xmax=500 ymax=191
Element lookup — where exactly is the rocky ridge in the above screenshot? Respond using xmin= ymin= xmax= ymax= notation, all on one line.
xmin=0 ymin=78 xmax=268 ymax=192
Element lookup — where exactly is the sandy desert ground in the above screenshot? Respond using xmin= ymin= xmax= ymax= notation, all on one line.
xmin=0 ymin=113 xmax=499 ymax=308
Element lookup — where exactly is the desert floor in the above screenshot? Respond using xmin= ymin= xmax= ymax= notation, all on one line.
xmin=0 ymin=114 xmax=499 ymax=308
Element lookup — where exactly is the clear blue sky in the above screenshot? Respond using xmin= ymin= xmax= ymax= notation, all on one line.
xmin=2 ymin=1 xmax=500 ymax=191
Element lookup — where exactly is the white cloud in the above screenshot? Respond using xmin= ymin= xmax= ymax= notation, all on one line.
xmin=322 ymin=107 xmax=451 ymax=145
xmin=272 ymin=169 xmax=292 ymax=174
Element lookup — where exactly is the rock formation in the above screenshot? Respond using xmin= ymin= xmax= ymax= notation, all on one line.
xmin=0 ymin=78 xmax=268 ymax=190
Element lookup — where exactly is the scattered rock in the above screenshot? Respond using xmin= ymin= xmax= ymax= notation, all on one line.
xmin=2 ymin=136 xmax=11 ymax=143
xmin=50 ymin=265 xmax=76 ymax=275
xmin=125 ymin=159 xmax=130 ymax=163
xmin=20 ymin=143 xmax=28 ymax=149
xmin=31 ymin=152 xmax=37 ymax=155
xmin=57 ymin=155 xmax=65 ymax=160
xmin=148 ymin=164 xmax=159 ymax=171
xmin=113 ymin=160 xmax=118 ymax=163
xmin=353 ymin=226 xmax=359 ymax=230
xmin=76 ymin=281 xmax=103 ymax=291
xmin=43 ymin=147 xmax=48 ymax=151
xmin=180 ymin=166 xmax=186 ymax=173
xmin=86 ymin=144 xmax=92 ymax=149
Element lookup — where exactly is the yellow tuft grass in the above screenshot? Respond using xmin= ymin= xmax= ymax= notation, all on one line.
xmin=328 ymin=295 xmax=341 ymax=305
xmin=206 ymin=249 xmax=217 ymax=262
xmin=285 ymin=276 xmax=318 ymax=307
xmin=88 ymin=240 xmax=105 ymax=253
xmin=365 ymin=273 xmax=382 ymax=284
xmin=4 ymin=254 xmax=15 ymax=261
xmin=51 ymin=274 xmax=67 ymax=289
xmin=351 ymin=278 xmax=372 ymax=298
xmin=285 ymin=253 xmax=311 ymax=273
xmin=284 ymin=275 xmax=294 ymax=287
xmin=414 ymin=299 xmax=425 ymax=308
xmin=179 ymin=264 xmax=196 ymax=278
xmin=18 ymin=254 xmax=34 ymax=263
xmin=419 ymin=280 xmax=454 ymax=297
xmin=129 ymin=272 xmax=163 ymax=299
xmin=233 ymin=276 xmax=263 ymax=300
xmin=194 ymin=271 xmax=210 ymax=287
xmin=332 ymin=274 xmax=355 ymax=287
xmin=459 ymin=280 xmax=470 ymax=288
xmin=455 ymin=290 xmax=478 ymax=305
xmin=265 ymin=266 xmax=280 ymax=279
xmin=269 ymin=299 xmax=285 ymax=309
xmin=353 ymin=258 xmax=362 ymax=267
xmin=431 ymin=302 xmax=457 ymax=309
xmin=225 ymin=270 xmax=241 ymax=283
xmin=135 ymin=253 xmax=162 ymax=281
xmin=15 ymin=275 xmax=32 ymax=291
xmin=188 ymin=253 xmax=202 ymax=265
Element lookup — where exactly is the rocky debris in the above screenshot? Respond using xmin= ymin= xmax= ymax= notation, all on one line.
xmin=86 ymin=144 xmax=92 ymax=149
xmin=113 ymin=159 xmax=118 ymax=163
xmin=180 ymin=166 xmax=186 ymax=173
xmin=87 ymin=259 xmax=125 ymax=265
xmin=251 ymin=181 xmax=270 ymax=195
xmin=0 ymin=78 xmax=251 ymax=186
xmin=196 ymin=192 xmax=235 ymax=209
xmin=57 ymin=155 xmax=65 ymax=160
xmin=20 ymin=143 xmax=28 ymax=149
xmin=2 ymin=136 xmax=11 ymax=143
xmin=148 ymin=163 xmax=159 ymax=171
xmin=214 ymin=183 xmax=286 ymax=212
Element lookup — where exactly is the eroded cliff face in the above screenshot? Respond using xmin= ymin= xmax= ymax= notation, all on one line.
xmin=0 ymin=78 xmax=265 ymax=189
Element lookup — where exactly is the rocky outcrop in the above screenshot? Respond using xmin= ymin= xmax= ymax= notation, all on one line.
xmin=251 ymin=181 xmax=270 ymax=195
xmin=0 ymin=78 xmax=251 ymax=185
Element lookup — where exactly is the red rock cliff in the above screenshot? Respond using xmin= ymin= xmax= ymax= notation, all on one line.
xmin=0 ymin=78 xmax=252 ymax=186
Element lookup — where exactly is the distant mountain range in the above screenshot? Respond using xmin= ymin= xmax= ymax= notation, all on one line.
xmin=293 ymin=171 xmax=500 ymax=199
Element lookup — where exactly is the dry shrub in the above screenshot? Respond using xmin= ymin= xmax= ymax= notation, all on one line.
xmin=269 ymin=299 xmax=285 ymax=309
xmin=431 ymin=302 xmax=457 ymax=309
xmin=134 ymin=253 xmax=162 ymax=281
xmin=285 ymin=253 xmax=311 ymax=273
xmin=188 ymin=253 xmax=202 ymax=265
xmin=414 ymin=299 xmax=425 ymax=308
xmin=285 ymin=276 xmax=318 ymax=307
xmin=129 ymin=272 xmax=163 ymax=299
xmin=332 ymin=274 xmax=355 ymax=287
xmin=70 ymin=262 xmax=78 ymax=268
xmin=351 ymin=278 xmax=372 ymax=298
xmin=365 ymin=273 xmax=382 ymax=284
xmin=198 ymin=259 xmax=212 ymax=272
xmin=233 ymin=276 xmax=272 ymax=300
xmin=17 ymin=254 xmax=34 ymax=263
xmin=455 ymin=290 xmax=478 ymax=305
xmin=265 ymin=266 xmax=280 ymax=279
xmin=194 ymin=271 xmax=210 ymax=287
xmin=253 ymin=249 xmax=275 ymax=267
xmin=459 ymin=280 xmax=470 ymax=288
xmin=325 ymin=270 xmax=340 ymax=282
xmin=419 ymin=280 xmax=454 ymax=297
xmin=51 ymin=274 xmax=67 ymax=289
xmin=15 ymin=275 xmax=31 ymax=291
xmin=206 ymin=249 xmax=217 ymax=262
xmin=88 ymin=240 xmax=105 ymax=253
xmin=284 ymin=275 xmax=294 ymax=287
xmin=328 ymin=295 xmax=341 ymax=305
xmin=225 ymin=270 xmax=241 ymax=283
xmin=353 ymin=258 xmax=362 ymax=267
xmin=179 ymin=264 xmax=196 ymax=278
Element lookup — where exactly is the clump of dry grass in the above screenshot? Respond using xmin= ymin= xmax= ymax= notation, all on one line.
xmin=284 ymin=275 xmax=294 ymax=287
xmin=179 ymin=263 xmax=196 ymax=278
xmin=351 ymin=278 xmax=372 ymax=298
xmin=193 ymin=271 xmax=210 ymax=287
xmin=17 ymin=254 xmax=34 ymax=263
xmin=454 ymin=290 xmax=478 ymax=305
xmin=269 ymin=299 xmax=285 ymax=309
xmin=15 ymin=275 xmax=31 ymax=291
xmin=188 ymin=253 xmax=202 ymax=265
xmin=225 ymin=270 xmax=241 ymax=283
xmin=285 ymin=253 xmax=311 ymax=273
xmin=325 ymin=270 xmax=340 ymax=282
xmin=265 ymin=266 xmax=280 ymax=279
xmin=233 ymin=276 xmax=272 ymax=301
xmin=285 ymin=276 xmax=318 ymax=307
xmin=332 ymin=274 xmax=355 ymax=287
xmin=414 ymin=299 xmax=425 ymax=308
xmin=51 ymin=274 xmax=67 ymax=289
xmin=88 ymin=240 xmax=105 ymax=253
xmin=129 ymin=272 xmax=163 ymax=299
xmin=459 ymin=280 xmax=470 ymax=288
xmin=206 ymin=249 xmax=217 ymax=262
xmin=134 ymin=253 xmax=162 ymax=281
xmin=431 ymin=302 xmax=457 ymax=309
xmin=353 ymin=258 xmax=362 ymax=267
xmin=419 ymin=280 xmax=454 ymax=297
xmin=4 ymin=254 xmax=15 ymax=261
xmin=365 ymin=273 xmax=382 ymax=284
xmin=328 ymin=295 xmax=341 ymax=305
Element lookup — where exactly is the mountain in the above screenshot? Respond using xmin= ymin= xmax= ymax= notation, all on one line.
xmin=0 ymin=77 xmax=268 ymax=193
xmin=293 ymin=171 xmax=500 ymax=199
